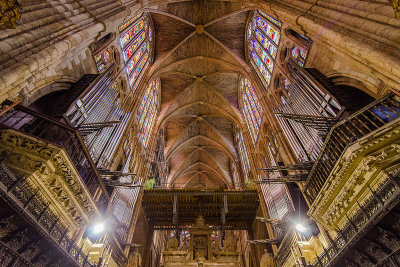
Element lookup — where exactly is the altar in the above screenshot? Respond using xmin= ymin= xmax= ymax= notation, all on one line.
xmin=162 ymin=216 xmax=240 ymax=267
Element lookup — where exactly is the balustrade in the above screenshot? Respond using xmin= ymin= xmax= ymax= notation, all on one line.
xmin=0 ymin=101 xmax=110 ymax=211
xmin=304 ymin=93 xmax=400 ymax=204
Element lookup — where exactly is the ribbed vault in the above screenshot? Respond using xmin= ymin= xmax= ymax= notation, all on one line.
xmin=147 ymin=1 xmax=255 ymax=189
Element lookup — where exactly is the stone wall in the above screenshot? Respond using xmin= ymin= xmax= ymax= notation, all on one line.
xmin=0 ymin=0 xmax=132 ymax=103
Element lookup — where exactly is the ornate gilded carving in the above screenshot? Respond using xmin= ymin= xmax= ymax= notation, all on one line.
xmin=163 ymin=216 xmax=239 ymax=266
xmin=195 ymin=215 xmax=206 ymax=228
xmin=309 ymin=122 xmax=400 ymax=230
xmin=166 ymin=237 xmax=179 ymax=251
xmin=0 ymin=130 xmax=54 ymax=159
xmin=223 ymin=236 xmax=236 ymax=252
xmin=0 ymin=215 xmax=18 ymax=238
xmin=6 ymin=153 xmax=48 ymax=175
xmin=0 ymin=0 xmax=20 ymax=29
xmin=0 ymin=129 xmax=98 ymax=228
xmin=50 ymin=153 xmax=96 ymax=218
xmin=393 ymin=0 xmax=400 ymax=18
xmin=48 ymin=175 xmax=84 ymax=224
xmin=260 ymin=250 xmax=276 ymax=267
xmin=194 ymin=235 xmax=207 ymax=260
xmin=128 ymin=249 xmax=142 ymax=267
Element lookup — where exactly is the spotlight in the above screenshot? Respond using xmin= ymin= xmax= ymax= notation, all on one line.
xmin=93 ymin=223 xmax=105 ymax=234
xmin=295 ymin=223 xmax=307 ymax=233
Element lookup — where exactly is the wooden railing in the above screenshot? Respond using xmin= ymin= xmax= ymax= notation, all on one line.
xmin=0 ymin=101 xmax=110 ymax=211
xmin=304 ymin=93 xmax=400 ymax=204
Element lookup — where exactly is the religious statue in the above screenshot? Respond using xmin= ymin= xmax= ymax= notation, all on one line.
xmin=223 ymin=236 xmax=236 ymax=252
xmin=260 ymin=250 xmax=276 ymax=267
xmin=0 ymin=215 xmax=17 ymax=238
xmin=194 ymin=235 xmax=208 ymax=260
xmin=166 ymin=236 xmax=179 ymax=251
xmin=128 ymin=249 xmax=142 ymax=267
xmin=180 ymin=240 xmax=188 ymax=251
xmin=195 ymin=215 xmax=206 ymax=228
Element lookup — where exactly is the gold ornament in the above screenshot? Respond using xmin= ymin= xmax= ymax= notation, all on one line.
xmin=0 ymin=0 xmax=21 ymax=29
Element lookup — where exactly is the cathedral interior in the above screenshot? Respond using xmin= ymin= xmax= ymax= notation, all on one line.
xmin=0 ymin=0 xmax=400 ymax=266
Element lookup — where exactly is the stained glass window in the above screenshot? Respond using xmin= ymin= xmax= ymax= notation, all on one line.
xmin=181 ymin=227 xmax=191 ymax=246
xmin=258 ymin=10 xmax=282 ymax=28
xmin=209 ymin=226 xmax=220 ymax=243
xmin=287 ymin=30 xmax=312 ymax=67
xmin=119 ymin=12 xmax=153 ymax=92
xmin=137 ymin=79 xmax=160 ymax=147
xmin=237 ymin=130 xmax=250 ymax=177
xmin=247 ymin=10 xmax=281 ymax=87
xmin=283 ymin=78 xmax=291 ymax=90
xmin=95 ymin=49 xmax=111 ymax=72
xmin=241 ymin=78 xmax=264 ymax=144
xmin=291 ymin=46 xmax=308 ymax=67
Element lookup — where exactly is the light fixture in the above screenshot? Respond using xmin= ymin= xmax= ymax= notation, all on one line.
xmin=93 ymin=223 xmax=105 ymax=234
xmin=295 ymin=223 xmax=307 ymax=233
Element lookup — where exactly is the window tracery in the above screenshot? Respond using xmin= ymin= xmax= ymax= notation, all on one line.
xmin=137 ymin=79 xmax=160 ymax=147
xmin=287 ymin=30 xmax=312 ymax=67
xmin=236 ymin=128 xmax=250 ymax=179
xmin=95 ymin=48 xmax=112 ymax=72
xmin=241 ymin=78 xmax=264 ymax=145
xmin=119 ymin=12 xmax=153 ymax=91
xmin=247 ymin=10 xmax=281 ymax=87
xmin=291 ymin=46 xmax=307 ymax=67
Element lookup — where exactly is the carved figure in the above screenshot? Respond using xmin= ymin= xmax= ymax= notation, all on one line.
xmin=260 ymin=250 xmax=276 ymax=267
xmin=195 ymin=247 xmax=206 ymax=259
xmin=8 ymin=228 xmax=29 ymax=250
xmin=128 ymin=249 xmax=142 ymax=267
xmin=180 ymin=240 xmax=188 ymax=251
xmin=223 ymin=236 xmax=236 ymax=252
xmin=195 ymin=215 xmax=206 ymax=228
xmin=166 ymin=237 xmax=178 ymax=251
xmin=0 ymin=215 xmax=17 ymax=238
xmin=193 ymin=235 xmax=208 ymax=260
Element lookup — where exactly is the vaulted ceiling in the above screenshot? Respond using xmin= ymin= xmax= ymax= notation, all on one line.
xmin=144 ymin=1 xmax=257 ymax=189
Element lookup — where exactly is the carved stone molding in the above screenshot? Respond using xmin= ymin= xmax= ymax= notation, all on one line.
xmin=308 ymin=120 xmax=400 ymax=230
xmin=0 ymin=129 xmax=98 ymax=229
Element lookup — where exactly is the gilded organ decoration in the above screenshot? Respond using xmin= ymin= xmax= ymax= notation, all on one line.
xmin=193 ymin=235 xmax=207 ymax=260
xmin=260 ymin=250 xmax=276 ymax=267
xmin=393 ymin=0 xmax=400 ymax=17
xmin=0 ymin=0 xmax=20 ymax=29
xmin=167 ymin=237 xmax=179 ymax=251
xmin=0 ymin=216 xmax=18 ymax=238
xmin=162 ymin=216 xmax=239 ymax=266
xmin=128 ymin=249 xmax=142 ymax=267
xmin=0 ymin=129 xmax=99 ymax=229
xmin=308 ymin=119 xmax=400 ymax=230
